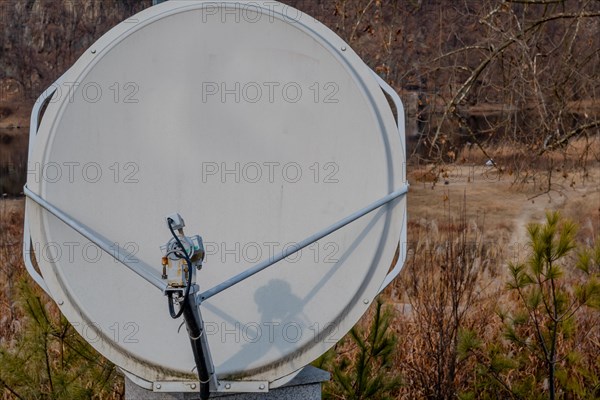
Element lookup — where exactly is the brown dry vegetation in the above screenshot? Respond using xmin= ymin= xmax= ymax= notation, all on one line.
xmin=0 ymin=200 xmax=24 ymax=343
xmin=342 ymin=139 xmax=599 ymax=398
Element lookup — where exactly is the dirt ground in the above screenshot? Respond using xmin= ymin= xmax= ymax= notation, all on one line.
xmin=409 ymin=140 xmax=600 ymax=251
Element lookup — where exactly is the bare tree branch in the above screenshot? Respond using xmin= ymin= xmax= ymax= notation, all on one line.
xmin=538 ymin=120 xmax=600 ymax=155
xmin=428 ymin=11 xmax=600 ymax=156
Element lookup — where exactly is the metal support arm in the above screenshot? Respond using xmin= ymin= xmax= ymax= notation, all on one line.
xmin=197 ymin=184 xmax=409 ymax=302
xmin=23 ymin=186 xmax=168 ymax=292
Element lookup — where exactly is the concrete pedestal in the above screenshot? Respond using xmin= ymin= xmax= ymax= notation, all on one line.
xmin=124 ymin=366 xmax=331 ymax=400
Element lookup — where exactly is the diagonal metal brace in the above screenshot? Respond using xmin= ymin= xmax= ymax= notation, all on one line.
xmin=197 ymin=184 xmax=409 ymax=303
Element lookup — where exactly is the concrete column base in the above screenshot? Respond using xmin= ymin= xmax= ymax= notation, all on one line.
xmin=124 ymin=366 xmax=331 ymax=400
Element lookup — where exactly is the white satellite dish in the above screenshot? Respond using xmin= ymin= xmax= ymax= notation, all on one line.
xmin=23 ymin=0 xmax=407 ymax=397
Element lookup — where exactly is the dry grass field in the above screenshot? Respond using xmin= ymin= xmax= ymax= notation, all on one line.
xmin=409 ymin=138 xmax=600 ymax=247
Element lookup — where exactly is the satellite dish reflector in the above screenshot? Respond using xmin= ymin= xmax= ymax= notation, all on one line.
xmin=24 ymin=0 xmax=407 ymax=394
